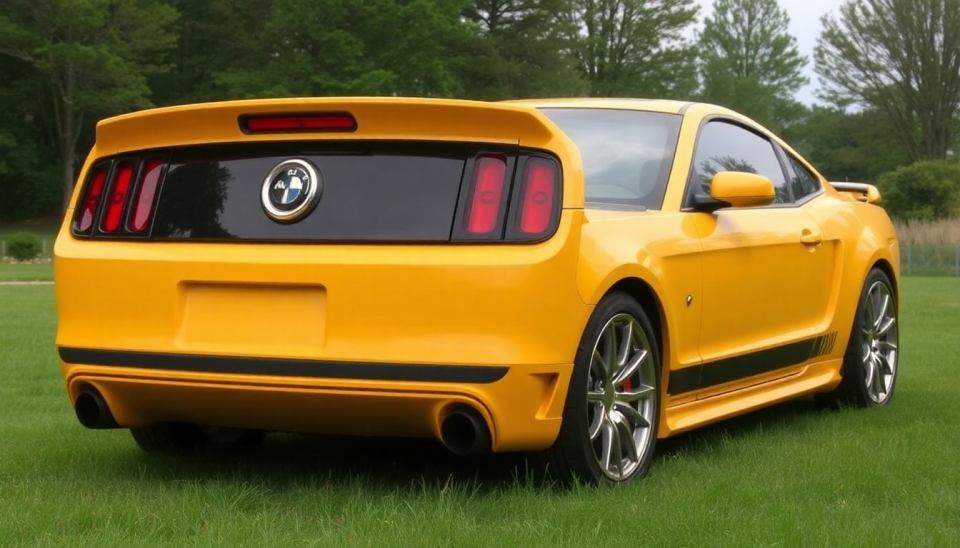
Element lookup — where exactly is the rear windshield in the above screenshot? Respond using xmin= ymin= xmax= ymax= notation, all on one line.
xmin=539 ymin=108 xmax=682 ymax=210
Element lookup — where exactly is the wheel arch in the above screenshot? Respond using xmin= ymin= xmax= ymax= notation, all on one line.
xmin=870 ymin=257 xmax=899 ymax=304
xmin=596 ymin=277 xmax=669 ymax=381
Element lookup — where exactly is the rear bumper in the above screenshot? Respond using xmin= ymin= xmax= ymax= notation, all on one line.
xmin=61 ymin=354 xmax=573 ymax=452
xmin=54 ymin=212 xmax=591 ymax=451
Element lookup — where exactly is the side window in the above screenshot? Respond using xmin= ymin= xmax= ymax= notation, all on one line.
xmin=787 ymin=156 xmax=822 ymax=201
xmin=692 ymin=121 xmax=789 ymax=203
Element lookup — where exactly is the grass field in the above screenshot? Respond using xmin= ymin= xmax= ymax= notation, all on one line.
xmin=0 ymin=263 xmax=53 ymax=282
xmin=1 ymin=279 xmax=958 ymax=546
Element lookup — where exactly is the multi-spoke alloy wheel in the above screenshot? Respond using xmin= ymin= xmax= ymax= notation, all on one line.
xmin=586 ymin=313 xmax=657 ymax=481
xmin=542 ymin=292 xmax=661 ymax=485
xmin=861 ymin=279 xmax=898 ymax=404
xmin=819 ymin=268 xmax=900 ymax=408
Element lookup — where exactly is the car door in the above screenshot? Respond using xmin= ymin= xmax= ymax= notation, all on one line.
xmin=688 ymin=120 xmax=836 ymax=397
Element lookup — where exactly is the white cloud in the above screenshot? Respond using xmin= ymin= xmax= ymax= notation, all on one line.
xmin=693 ymin=0 xmax=844 ymax=104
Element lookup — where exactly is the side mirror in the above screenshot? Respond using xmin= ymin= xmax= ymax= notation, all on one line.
xmin=690 ymin=171 xmax=776 ymax=212
xmin=830 ymin=182 xmax=882 ymax=204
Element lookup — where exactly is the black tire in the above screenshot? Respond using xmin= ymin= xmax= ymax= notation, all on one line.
xmin=819 ymin=268 xmax=900 ymax=408
xmin=205 ymin=427 xmax=267 ymax=448
xmin=130 ymin=422 xmax=206 ymax=453
xmin=131 ymin=423 xmax=267 ymax=453
xmin=541 ymin=292 xmax=662 ymax=486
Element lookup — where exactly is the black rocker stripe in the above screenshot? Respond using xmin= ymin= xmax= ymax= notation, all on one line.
xmin=668 ymin=332 xmax=838 ymax=395
xmin=58 ymin=347 xmax=510 ymax=385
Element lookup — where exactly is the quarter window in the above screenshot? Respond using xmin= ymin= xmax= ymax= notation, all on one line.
xmin=787 ymin=156 xmax=822 ymax=200
xmin=692 ymin=121 xmax=789 ymax=203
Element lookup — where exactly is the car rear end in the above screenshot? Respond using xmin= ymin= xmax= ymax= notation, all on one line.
xmin=54 ymin=98 xmax=593 ymax=453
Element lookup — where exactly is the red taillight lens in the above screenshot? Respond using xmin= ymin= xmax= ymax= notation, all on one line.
xmin=465 ymin=155 xmax=507 ymax=234
xmin=128 ymin=159 xmax=164 ymax=233
xmin=75 ymin=169 xmax=107 ymax=233
xmin=101 ymin=162 xmax=134 ymax=233
xmin=241 ymin=113 xmax=358 ymax=133
xmin=518 ymin=158 xmax=557 ymax=235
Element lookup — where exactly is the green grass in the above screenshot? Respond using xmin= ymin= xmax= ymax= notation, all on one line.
xmin=1 ymin=279 xmax=958 ymax=546
xmin=0 ymin=263 xmax=54 ymax=282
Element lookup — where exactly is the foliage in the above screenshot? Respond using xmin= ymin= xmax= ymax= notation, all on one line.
xmin=206 ymin=0 xmax=473 ymax=99
xmin=460 ymin=0 xmax=588 ymax=99
xmin=4 ymin=231 xmax=41 ymax=261
xmin=790 ymin=106 xmax=911 ymax=183
xmin=0 ymin=0 xmax=180 ymax=211
xmin=876 ymin=160 xmax=960 ymax=221
xmin=560 ymin=0 xmax=701 ymax=97
xmin=697 ymin=0 xmax=807 ymax=134
xmin=0 ymin=0 xmax=958 ymax=220
xmin=815 ymin=0 xmax=960 ymax=160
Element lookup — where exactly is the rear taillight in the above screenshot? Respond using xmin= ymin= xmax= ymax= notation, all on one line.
xmin=518 ymin=158 xmax=558 ymax=235
xmin=101 ymin=162 xmax=134 ymax=233
xmin=74 ymin=168 xmax=107 ymax=233
xmin=72 ymin=157 xmax=167 ymax=238
xmin=464 ymin=155 xmax=507 ymax=234
xmin=128 ymin=159 xmax=164 ymax=233
xmin=240 ymin=113 xmax=358 ymax=133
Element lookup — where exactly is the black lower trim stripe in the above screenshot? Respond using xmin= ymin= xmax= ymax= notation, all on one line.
xmin=58 ymin=347 xmax=509 ymax=384
xmin=668 ymin=332 xmax=839 ymax=395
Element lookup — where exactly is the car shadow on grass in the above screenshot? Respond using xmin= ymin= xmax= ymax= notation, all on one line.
xmin=110 ymin=396 xmax=836 ymax=492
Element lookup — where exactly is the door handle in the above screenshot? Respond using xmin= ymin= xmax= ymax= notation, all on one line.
xmin=800 ymin=229 xmax=822 ymax=246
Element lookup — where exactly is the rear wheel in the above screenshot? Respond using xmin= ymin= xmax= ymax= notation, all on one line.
xmin=820 ymin=268 xmax=899 ymax=408
xmin=131 ymin=423 xmax=266 ymax=453
xmin=131 ymin=422 xmax=205 ymax=453
xmin=543 ymin=292 xmax=661 ymax=485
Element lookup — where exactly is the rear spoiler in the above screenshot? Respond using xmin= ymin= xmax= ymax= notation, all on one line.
xmin=830 ymin=182 xmax=882 ymax=205
xmin=93 ymin=97 xmax=568 ymax=156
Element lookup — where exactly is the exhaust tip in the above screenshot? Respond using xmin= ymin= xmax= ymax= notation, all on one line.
xmin=440 ymin=406 xmax=491 ymax=455
xmin=75 ymin=390 xmax=117 ymax=429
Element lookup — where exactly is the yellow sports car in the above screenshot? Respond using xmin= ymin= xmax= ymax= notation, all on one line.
xmin=54 ymin=97 xmax=900 ymax=485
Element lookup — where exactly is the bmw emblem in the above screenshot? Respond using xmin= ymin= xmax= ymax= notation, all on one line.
xmin=261 ymin=158 xmax=322 ymax=223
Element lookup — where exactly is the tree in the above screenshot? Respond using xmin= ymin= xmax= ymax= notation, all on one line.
xmin=698 ymin=0 xmax=807 ymax=133
xmin=815 ymin=0 xmax=960 ymax=161
xmin=460 ymin=0 xmax=588 ymax=99
xmin=0 ymin=0 xmax=179 ymax=211
xmin=791 ymin=105 xmax=911 ymax=183
xmin=209 ymin=0 xmax=473 ymax=99
xmin=876 ymin=160 xmax=960 ymax=220
xmin=560 ymin=0 xmax=700 ymax=97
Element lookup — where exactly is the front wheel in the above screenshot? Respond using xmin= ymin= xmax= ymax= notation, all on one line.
xmin=542 ymin=292 xmax=662 ymax=485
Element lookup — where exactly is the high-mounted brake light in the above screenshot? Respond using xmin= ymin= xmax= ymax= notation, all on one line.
xmin=101 ymin=162 xmax=134 ymax=233
xmin=518 ymin=158 xmax=557 ymax=235
xmin=75 ymin=168 xmax=107 ymax=233
xmin=465 ymin=155 xmax=507 ymax=234
xmin=240 ymin=113 xmax=358 ymax=133
xmin=128 ymin=159 xmax=164 ymax=233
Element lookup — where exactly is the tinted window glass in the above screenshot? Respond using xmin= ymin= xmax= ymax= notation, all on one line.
xmin=151 ymin=142 xmax=469 ymax=242
xmin=693 ymin=121 xmax=789 ymax=203
xmin=540 ymin=108 xmax=681 ymax=209
xmin=787 ymin=156 xmax=821 ymax=200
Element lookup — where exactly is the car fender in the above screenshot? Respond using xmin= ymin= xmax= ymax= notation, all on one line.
xmin=574 ymin=212 xmax=703 ymax=373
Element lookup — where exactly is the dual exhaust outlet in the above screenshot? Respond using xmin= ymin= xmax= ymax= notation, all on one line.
xmin=73 ymin=389 xmax=493 ymax=455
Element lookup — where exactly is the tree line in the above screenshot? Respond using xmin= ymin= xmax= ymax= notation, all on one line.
xmin=1 ymin=0 xmax=958 ymax=222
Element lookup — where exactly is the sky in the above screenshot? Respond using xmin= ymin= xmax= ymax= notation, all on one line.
xmin=694 ymin=0 xmax=844 ymax=104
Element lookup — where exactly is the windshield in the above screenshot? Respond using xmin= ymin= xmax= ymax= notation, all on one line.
xmin=539 ymin=108 xmax=682 ymax=210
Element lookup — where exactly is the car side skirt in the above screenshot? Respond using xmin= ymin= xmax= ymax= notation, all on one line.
xmin=667 ymin=332 xmax=839 ymax=396
xmin=662 ymin=358 xmax=842 ymax=437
